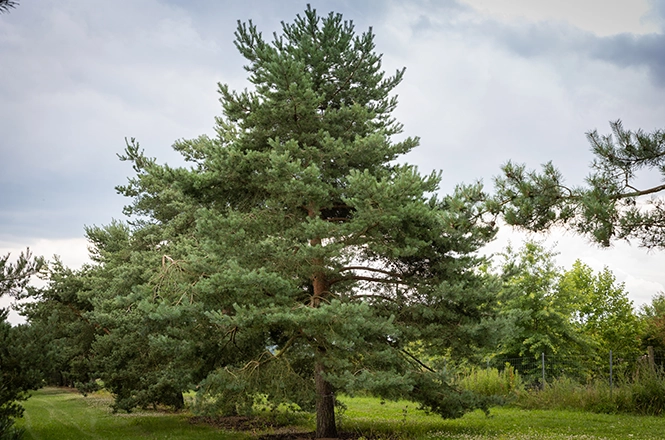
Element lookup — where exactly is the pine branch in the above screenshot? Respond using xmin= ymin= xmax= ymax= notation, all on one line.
xmin=330 ymin=274 xmax=408 ymax=286
xmin=400 ymin=349 xmax=435 ymax=372
xmin=339 ymin=265 xmax=401 ymax=277
xmin=615 ymin=183 xmax=665 ymax=199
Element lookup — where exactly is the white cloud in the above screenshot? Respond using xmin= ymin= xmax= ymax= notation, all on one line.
xmin=460 ymin=0 xmax=659 ymax=36
xmin=623 ymin=276 xmax=664 ymax=307
xmin=0 ymin=237 xmax=90 ymax=269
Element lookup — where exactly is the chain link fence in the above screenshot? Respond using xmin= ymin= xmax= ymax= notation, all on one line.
xmin=485 ymin=348 xmax=665 ymax=389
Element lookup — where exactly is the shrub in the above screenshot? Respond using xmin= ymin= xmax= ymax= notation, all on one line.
xmin=458 ymin=364 xmax=523 ymax=398
xmin=631 ymin=364 xmax=665 ymax=415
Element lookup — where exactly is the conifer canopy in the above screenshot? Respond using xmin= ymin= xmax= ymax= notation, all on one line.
xmin=117 ymin=6 xmax=497 ymax=437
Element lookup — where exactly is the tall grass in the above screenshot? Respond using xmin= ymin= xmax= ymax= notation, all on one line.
xmin=458 ymin=362 xmax=665 ymax=416
xmin=457 ymin=364 xmax=523 ymax=398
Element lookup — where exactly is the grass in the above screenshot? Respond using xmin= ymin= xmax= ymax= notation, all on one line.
xmin=17 ymin=388 xmax=246 ymax=440
xmin=15 ymin=388 xmax=665 ymax=440
xmin=338 ymin=396 xmax=665 ymax=439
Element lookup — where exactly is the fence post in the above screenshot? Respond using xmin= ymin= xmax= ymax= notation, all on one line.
xmin=541 ymin=352 xmax=546 ymax=389
xmin=648 ymin=346 xmax=656 ymax=371
xmin=609 ymin=350 xmax=613 ymax=399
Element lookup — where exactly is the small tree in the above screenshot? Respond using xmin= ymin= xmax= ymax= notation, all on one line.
xmin=18 ymin=259 xmax=99 ymax=389
xmin=558 ymin=260 xmax=642 ymax=358
xmin=493 ymin=241 xmax=585 ymax=361
xmin=0 ymin=250 xmax=44 ymax=440
xmin=117 ymin=6 xmax=497 ymax=437
xmin=640 ymin=293 xmax=665 ymax=354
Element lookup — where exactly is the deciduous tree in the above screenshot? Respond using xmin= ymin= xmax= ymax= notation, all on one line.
xmin=493 ymin=241 xmax=585 ymax=361
xmin=558 ymin=260 xmax=642 ymax=358
xmin=640 ymin=293 xmax=665 ymax=354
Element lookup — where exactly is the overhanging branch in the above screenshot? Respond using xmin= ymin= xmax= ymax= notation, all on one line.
xmin=329 ymin=274 xmax=409 ymax=286
xmin=400 ymin=349 xmax=435 ymax=373
xmin=339 ymin=266 xmax=401 ymax=277
xmin=616 ymin=183 xmax=665 ymax=199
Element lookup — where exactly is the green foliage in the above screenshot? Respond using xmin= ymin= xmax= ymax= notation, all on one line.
xmin=0 ymin=250 xmax=44 ymax=300
xmin=0 ymin=312 xmax=28 ymax=440
xmin=488 ymin=240 xmax=643 ymax=384
xmin=18 ymin=259 xmax=98 ymax=388
xmin=493 ymin=241 xmax=587 ymax=360
xmin=558 ymin=261 xmax=643 ymax=361
xmin=102 ymin=6 xmax=500 ymax=436
xmin=639 ymin=292 xmax=665 ymax=353
xmin=630 ymin=364 xmax=665 ymax=415
xmin=513 ymin=364 xmax=665 ymax=416
xmin=82 ymin=221 xmax=215 ymax=412
xmin=458 ymin=365 xmax=523 ymax=398
xmin=513 ymin=377 xmax=625 ymax=414
xmin=194 ymin=357 xmax=316 ymax=417
xmin=0 ymin=250 xmax=44 ymax=440
xmin=495 ymin=120 xmax=665 ymax=249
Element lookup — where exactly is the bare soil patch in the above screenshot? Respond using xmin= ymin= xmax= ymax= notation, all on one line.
xmin=189 ymin=416 xmax=373 ymax=440
xmin=189 ymin=415 xmax=280 ymax=431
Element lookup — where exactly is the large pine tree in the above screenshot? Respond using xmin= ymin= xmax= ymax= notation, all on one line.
xmin=118 ymin=7 xmax=497 ymax=437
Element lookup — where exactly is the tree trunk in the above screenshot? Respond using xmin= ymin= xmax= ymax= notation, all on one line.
xmin=309 ymin=215 xmax=337 ymax=439
xmin=311 ymin=267 xmax=337 ymax=438
xmin=315 ymin=360 xmax=338 ymax=438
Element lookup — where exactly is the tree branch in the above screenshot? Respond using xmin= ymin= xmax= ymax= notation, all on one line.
xmin=351 ymin=294 xmax=398 ymax=303
xmin=339 ymin=266 xmax=401 ymax=277
xmin=329 ymin=274 xmax=409 ymax=286
xmin=400 ymin=349 xmax=435 ymax=373
xmin=616 ymin=183 xmax=665 ymax=199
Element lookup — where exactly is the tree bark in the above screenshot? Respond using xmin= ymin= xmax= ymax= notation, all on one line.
xmin=308 ymin=202 xmax=338 ymax=438
xmin=311 ymin=264 xmax=337 ymax=438
xmin=315 ymin=360 xmax=338 ymax=438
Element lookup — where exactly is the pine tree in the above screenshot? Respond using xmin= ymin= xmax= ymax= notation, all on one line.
xmin=0 ymin=249 xmax=43 ymax=440
xmin=118 ymin=7 xmax=497 ymax=437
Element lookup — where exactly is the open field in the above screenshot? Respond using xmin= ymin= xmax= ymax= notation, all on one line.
xmin=17 ymin=388 xmax=243 ymax=440
xmin=16 ymin=388 xmax=665 ymax=440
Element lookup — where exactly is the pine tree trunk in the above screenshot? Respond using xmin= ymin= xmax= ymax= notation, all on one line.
xmin=315 ymin=360 xmax=338 ymax=438
xmin=311 ymin=259 xmax=337 ymax=438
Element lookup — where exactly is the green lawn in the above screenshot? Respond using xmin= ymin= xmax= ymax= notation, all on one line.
xmin=17 ymin=388 xmax=245 ymax=440
xmin=15 ymin=388 xmax=665 ymax=440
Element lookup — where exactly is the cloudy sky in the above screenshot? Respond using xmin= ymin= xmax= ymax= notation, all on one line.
xmin=2 ymin=0 xmax=665 ymax=322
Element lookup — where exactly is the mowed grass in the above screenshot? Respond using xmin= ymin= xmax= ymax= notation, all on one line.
xmin=15 ymin=388 xmax=665 ymax=440
xmin=17 ymin=388 xmax=247 ymax=440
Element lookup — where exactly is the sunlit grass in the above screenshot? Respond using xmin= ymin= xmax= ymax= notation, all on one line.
xmin=17 ymin=387 xmax=246 ymax=440
xmin=338 ymin=396 xmax=665 ymax=440
xmin=15 ymin=388 xmax=665 ymax=440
